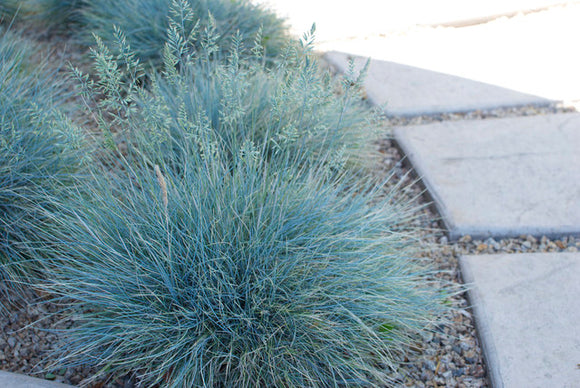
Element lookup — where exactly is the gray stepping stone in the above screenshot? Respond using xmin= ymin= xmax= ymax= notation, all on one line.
xmin=460 ymin=252 xmax=580 ymax=388
xmin=0 ymin=371 xmax=74 ymax=388
xmin=394 ymin=113 xmax=580 ymax=240
xmin=324 ymin=51 xmax=553 ymax=117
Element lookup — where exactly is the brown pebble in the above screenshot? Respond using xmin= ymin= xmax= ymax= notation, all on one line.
xmin=459 ymin=235 xmax=472 ymax=243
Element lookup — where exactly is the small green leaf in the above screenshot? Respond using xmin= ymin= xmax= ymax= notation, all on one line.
xmin=45 ymin=373 xmax=56 ymax=381
xmin=378 ymin=323 xmax=396 ymax=333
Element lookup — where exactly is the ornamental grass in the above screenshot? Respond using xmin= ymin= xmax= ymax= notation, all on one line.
xmin=81 ymin=0 xmax=289 ymax=67
xmin=34 ymin=146 xmax=445 ymax=386
xmin=3 ymin=3 xmax=452 ymax=385
xmin=0 ymin=29 xmax=84 ymax=281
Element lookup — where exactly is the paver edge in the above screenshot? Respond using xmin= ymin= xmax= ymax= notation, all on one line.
xmin=381 ymin=101 xmax=555 ymax=119
xmin=394 ymin=114 xmax=580 ymax=241
xmin=323 ymin=51 xmax=556 ymax=118
xmin=392 ymin=127 xmax=460 ymax=240
xmin=0 ymin=371 xmax=75 ymax=388
xmin=458 ymin=256 xmax=503 ymax=388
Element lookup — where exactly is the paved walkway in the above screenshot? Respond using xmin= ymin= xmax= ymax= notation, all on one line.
xmin=257 ymin=0 xmax=574 ymax=41
xmin=256 ymin=2 xmax=580 ymax=387
xmin=460 ymin=252 xmax=580 ymax=387
xmin=324 ymin=51 xmax=552 ymax=116
xmin=394 ymin=113 xmax=580 ymax=240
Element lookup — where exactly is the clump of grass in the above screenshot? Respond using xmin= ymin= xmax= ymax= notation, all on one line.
xmin=0 ymin=28 xmax=84 ymax=279
xmin=14 ymin=4 xmax=450 ymax=383
xmin=0 ymin=1 xmax=19 ymax=22
xmin=25 ymin=0 xmax=84 ymax=31
xmin=75 ymin=13 xmax=378 ymax=176
xmin=0 ymin=0 xmax=84 ymax=31
xmin=81 ymin=0 xmax=289 ymax=68
xmin=34 ymin=145 xmax=446 ymax=386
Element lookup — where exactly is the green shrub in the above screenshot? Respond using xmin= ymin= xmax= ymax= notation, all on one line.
xmin=81 ymin=0 xmax=289 ymax=68
xmin=35 ymin=147 xmax=445 ymax=386
xmin=0 ymin=29 xmax=84 ymax=278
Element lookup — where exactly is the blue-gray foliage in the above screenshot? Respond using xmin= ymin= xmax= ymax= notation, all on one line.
xmin=36 ymin=149 xmax=443 ymax=386
xmin=3 ymin=5 xmax=450 ymax=385
xmin=25 ymin=17 xmax=450 ymax=386
xmin=0 ymin=29 xmax=83 ymax=276
xmin=0 ymin=0 xmax=84 ymax=30
xmin=82 ymin=0 xmax=289 ymax=67
xmin=75 ymin=21 xmax=377 ymax=176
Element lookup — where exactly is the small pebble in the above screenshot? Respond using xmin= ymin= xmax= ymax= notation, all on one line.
xmin=453 ymin=368 xmax=465 ymax=377
xmin=423 ymin=360 xmax=437 ymax=371
xmin=7 ymin=337 xmax=17 ymax=348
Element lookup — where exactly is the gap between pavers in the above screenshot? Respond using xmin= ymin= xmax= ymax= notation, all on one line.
xmin=0 ymin=371 xmax=74 ymax=388
xmin=394 ymin=113 xmax=580 ymax=241
xmin=324 ymin=51 xmax=553 ymax=117
xmin=460 ymin=252 xmax=580 ymax=388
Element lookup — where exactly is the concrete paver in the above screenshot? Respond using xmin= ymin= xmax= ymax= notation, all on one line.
xmin=460 ymin=252 xmax=580 ymax=388
xmin=0 ymin=371 xmax=74 ymax=388
xmin=324 ymin=51 xmax=552 ymax=116
xmin=394 ymin=113 xmax=580 ymax=240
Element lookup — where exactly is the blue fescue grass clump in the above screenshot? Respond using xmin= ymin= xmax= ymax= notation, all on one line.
xmin=81 ymin=0 xmax=289 ymax=67
xmin=9 ymin=4 xmax=450 ymax=383
xmin=74 ymin=17 xmax=378 ymax=175
xmin=25 ymin=17 xmax=451 ymax=385
xmin=0 ymin=0 xmax=84 ymax=31
xmin=0 ymin=28 xmax=84 ymax=277
xmin=23 ymin=0 xmax=84 ymax=30
xmin=35 ymin=147 xmax=446 ymax=386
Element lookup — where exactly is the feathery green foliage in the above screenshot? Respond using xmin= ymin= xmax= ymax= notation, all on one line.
xmin=76 ymin=19 xmax=377 ymax=175
xmin=81 ymin=0 xmax=289 ymax=67
xmin=0 ymin=29 xmax=84 ymax=278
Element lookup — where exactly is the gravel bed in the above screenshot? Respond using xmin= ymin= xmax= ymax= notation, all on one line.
xmin=377 ymin=103 xmax=578 ymax=387
xmin=0 ymin=286 xmax=135 ymax=387
xmin=385 ymin=103 xmax=577 ymax=127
